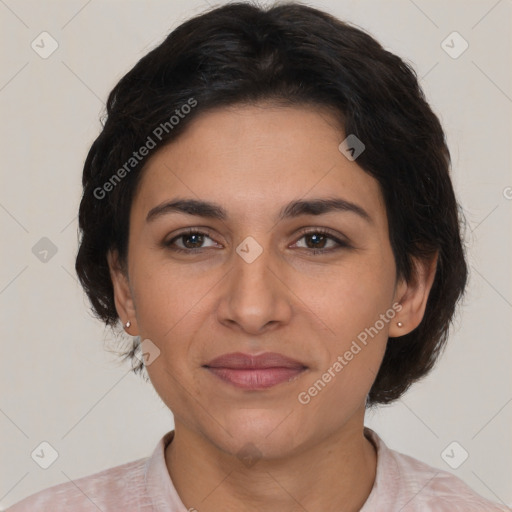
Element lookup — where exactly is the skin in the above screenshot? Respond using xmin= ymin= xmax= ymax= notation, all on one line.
xmin=108 ymin=103 xmax=437 ymax=512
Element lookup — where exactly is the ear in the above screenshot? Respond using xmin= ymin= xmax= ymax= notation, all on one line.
xmin=107 ymin=249 xmax=139 ymax=336
xmin=388 ymin=251 xmax=438 ymax=338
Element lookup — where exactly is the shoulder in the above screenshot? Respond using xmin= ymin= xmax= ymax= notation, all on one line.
xmin=391 ymin=449 xmax=508 ymax=511
xmin=6 ymin=457 xmax=149 ymax=512
xmin=365 ymin=428 xmax=511 ymax=512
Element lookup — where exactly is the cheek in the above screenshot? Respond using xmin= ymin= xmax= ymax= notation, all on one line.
xmin=293 ymin=253 xmax=395 ymax=407
xmin=130 ymin=255 xmax=207 ymax=340
xmin=129 ymin=258 xmax=216 ymax=393
xmin=297 ymin=253 xmax=396 ymax=340
xmin=296 ymin=286 xmax=391 ymax=420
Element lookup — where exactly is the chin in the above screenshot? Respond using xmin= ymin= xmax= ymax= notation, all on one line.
xmin=200 ymin=408 xmax=308 ymax=461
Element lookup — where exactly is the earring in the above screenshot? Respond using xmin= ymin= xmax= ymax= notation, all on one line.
xmin=397 ymin=321 xmax=403 ymax=328
xmin=124 ymin=321 xmax=131 ymax=329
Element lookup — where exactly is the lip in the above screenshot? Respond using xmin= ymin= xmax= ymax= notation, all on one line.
xmin=203 ymin=352 xmax=307 ymax=390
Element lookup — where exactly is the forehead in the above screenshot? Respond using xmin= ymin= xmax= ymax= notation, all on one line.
xmin=131 ymin=104 xmax=386 ymax=227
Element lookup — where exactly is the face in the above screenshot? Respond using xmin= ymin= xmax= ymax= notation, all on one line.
xmin=108 ymin=103 xmax=432 ymax=459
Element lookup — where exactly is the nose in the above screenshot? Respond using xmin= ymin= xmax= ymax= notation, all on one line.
xmin=216 ymin=243 xmax=293 ymax=335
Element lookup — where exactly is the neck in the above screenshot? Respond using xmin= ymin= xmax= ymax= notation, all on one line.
xmin=165 ymin=413 xmax=377 ymax=512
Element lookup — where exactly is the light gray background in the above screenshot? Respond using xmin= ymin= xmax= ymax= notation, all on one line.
xmin=1 ymin=0 xmax=511 ymax=509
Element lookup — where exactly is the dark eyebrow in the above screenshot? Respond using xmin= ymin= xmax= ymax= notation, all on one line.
xmin=146 ymin=197 xmax=372 ymax=224
xmin=279 ymin=197 xmax=371 ymax=223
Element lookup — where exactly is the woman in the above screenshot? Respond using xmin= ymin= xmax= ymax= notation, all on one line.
xmin=8 ymin=2 xmax=509 ymax=511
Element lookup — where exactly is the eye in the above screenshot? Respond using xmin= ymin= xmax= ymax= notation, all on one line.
xmin=292 ymin=228 xmax=351 ymax=254
xmin=163 ymin=228 xmax=218 ymax=253
xmin=163 ymin=227 xmax=351 ymax=255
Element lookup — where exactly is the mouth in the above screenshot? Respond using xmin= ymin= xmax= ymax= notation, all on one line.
xmin=203 ymin=352 xmax=308 ymax=390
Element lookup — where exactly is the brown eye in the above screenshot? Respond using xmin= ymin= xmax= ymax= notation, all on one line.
xmin=302 ymin=233 xmax=330 ymax=249
xmin=164 ymin=229 xmax=218 ymax=253
xmin=293 ymin=229 xmax=351 ymax=254
xmin=178 ymin=232 xmax=206 ymax=249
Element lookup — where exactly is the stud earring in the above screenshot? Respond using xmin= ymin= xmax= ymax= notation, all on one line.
xmin=397 ymin=321 xmax=403 ymax=328
xmin=124 ymin=321 xmax=131 ymax=329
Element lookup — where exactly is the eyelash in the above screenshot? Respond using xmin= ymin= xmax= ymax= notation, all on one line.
xmin=163 ymin=227 xmax=351 ymax=255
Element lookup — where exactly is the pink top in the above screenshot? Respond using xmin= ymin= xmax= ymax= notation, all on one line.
xmin=7 ymin=427 xmax=509 ymax=511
